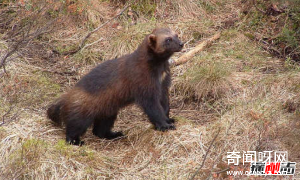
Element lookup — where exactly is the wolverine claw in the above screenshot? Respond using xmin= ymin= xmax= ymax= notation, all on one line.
xmin=155 ymin=124 xmax=176 ymax=131
xmin=67 ymin=139 xmax=84 ymax=146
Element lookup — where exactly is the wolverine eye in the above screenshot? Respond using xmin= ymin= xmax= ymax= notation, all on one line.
xmin=165 ymin=37 xmax=172 ymax=43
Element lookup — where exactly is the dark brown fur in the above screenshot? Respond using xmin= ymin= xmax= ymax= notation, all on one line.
xmin=47 ymin=28 xmax=184 ymax=145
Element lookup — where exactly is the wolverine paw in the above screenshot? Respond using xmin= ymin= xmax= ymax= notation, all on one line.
xmin=155 ymin=123 xmax=176 ymax=132
xmin=166 ymin=118 xmax=175 ymax=124
xmin=104 ymin=131 xmax=124 ymax=140
xmin=67 ymin=139 xmax=84 ymax=146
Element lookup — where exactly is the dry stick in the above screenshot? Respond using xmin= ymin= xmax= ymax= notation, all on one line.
xmin=213 ymin=167 xmax=231 ymax=174
xmin=62 ymin=0 xmax=138 ymax=55
xmin=171 ymin=32 xmax=221 ymax=67
xmin=189 ymin=128 xmax=221 ymax=180
xmin=1 ymin=105 xmax=13 ymax=126
xmin=81 ymin=38 xmax=104 ymax=52
xmin=0 ymin=44 xmax=19 ymax=73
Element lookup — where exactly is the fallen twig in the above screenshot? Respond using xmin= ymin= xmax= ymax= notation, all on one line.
xmin=213 ymin=167 xmax=231 ymax=174
xmin=80 ymin=38 xmax=104 ymax=52
xmin=171 ymin=32 xmax=221 ymax=67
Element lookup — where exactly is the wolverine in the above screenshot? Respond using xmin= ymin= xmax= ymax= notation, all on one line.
xmin=47 ymin=28 xmax=184 ymax=145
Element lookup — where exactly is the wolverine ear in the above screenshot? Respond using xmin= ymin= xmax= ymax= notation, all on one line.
xmin=148 ymin=34 xmax=156 ymax=48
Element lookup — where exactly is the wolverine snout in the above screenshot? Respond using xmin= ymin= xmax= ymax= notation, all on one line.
xmin=179 ymin=41 xmax=184 ymax=47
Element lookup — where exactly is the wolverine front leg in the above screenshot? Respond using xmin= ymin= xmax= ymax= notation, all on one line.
xmin=160 ymin=91 xmax=175 ymax=124
xmin=138 ymin=96 xmax=175 ymax=131
xmin=161 ymin=73 xmax=175 ymax=124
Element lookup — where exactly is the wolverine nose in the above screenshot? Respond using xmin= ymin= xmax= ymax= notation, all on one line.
xmin=179 ymin=42 xmax=184 ymax=47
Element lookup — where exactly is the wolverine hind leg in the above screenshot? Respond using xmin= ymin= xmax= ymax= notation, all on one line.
xmin=66 ymin=115 xmax=92 ymax=146
xmin=93 ymin=114 xmax=124 ymax=140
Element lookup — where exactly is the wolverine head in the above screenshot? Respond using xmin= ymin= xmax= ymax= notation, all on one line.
xmin=147 ymin=28 xmax=184 ymax=55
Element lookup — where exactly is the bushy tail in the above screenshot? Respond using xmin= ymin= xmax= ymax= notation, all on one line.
xmin=47 ymin=100 xmax=63 ymax=125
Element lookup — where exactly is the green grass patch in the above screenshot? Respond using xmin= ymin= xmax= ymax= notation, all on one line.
xmin=174 ymin=57 xmax=232 ymax=102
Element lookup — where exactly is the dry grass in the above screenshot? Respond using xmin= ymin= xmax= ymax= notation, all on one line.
xmin=0 ymin=105 xmax=211 ymax=179
xmin=1 ymin=0 xmax=300 ymax=179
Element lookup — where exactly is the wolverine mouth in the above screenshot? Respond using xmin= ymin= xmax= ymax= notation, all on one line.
xmin=176 ymin=41 xmax=184 ymax=52
xmin=175 ymin=46 xmax=183 ymax=52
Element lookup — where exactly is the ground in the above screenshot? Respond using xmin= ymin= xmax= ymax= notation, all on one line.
xmin=0 ymin=0 xmax=299 ymax=179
